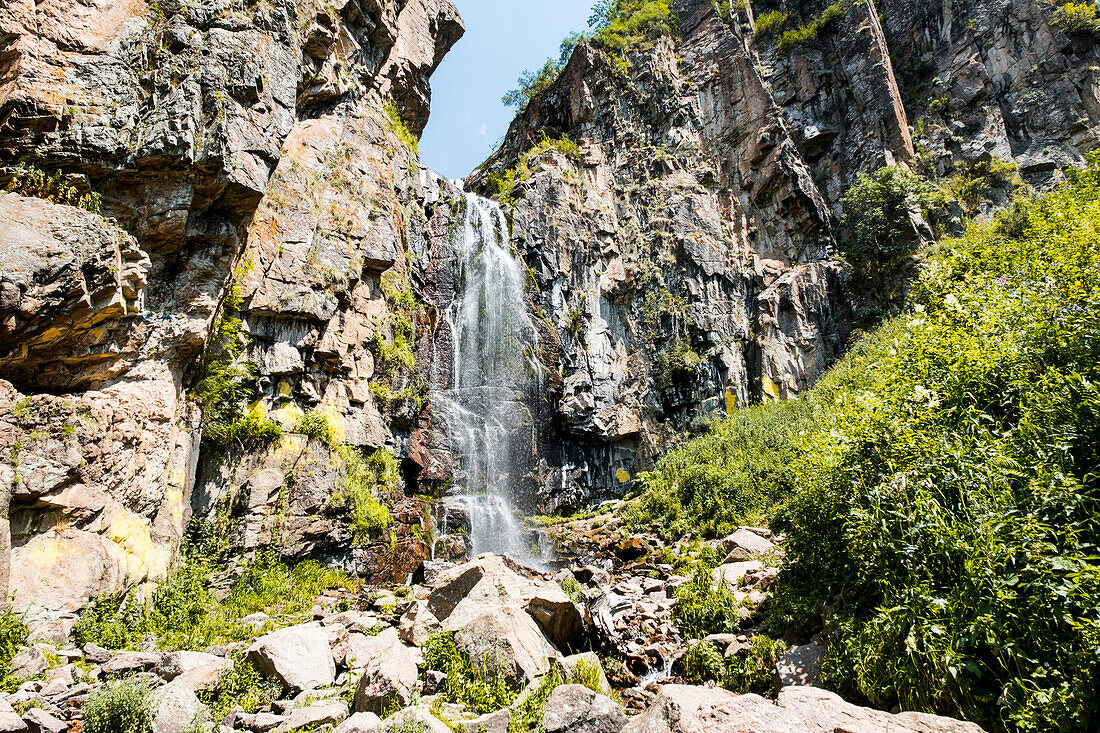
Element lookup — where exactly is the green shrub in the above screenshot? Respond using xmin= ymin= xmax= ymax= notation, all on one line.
xmin=677 ymin=639 xmax=725 ymax=683
xmin=776 ymin=0 xmax=859 ymax=52
xmin=197 ymin=652 xmax=281 ymax=721
xmin=503 ymin=59 xmax=565 ymax=110
xmin=383 ymin=100 xmax=419 ymax=156
xmin=422 ymin=632 xmax=517 ymax=716
xmin=508 ymin=664 xmax=566 ymax=733
xmin=488 ymin=132 xmax=582 ymax=206
xmin=941 ymin=157 xmax=1023 ymax=215
xmin=753 ymin=10 xmax=788 ymax=38
xmin=0 ymin=611 xmax=28 ymax=685
xmin=84 ymin=677 xmax=155 ymax=733
xmin=653 ymin=340 xmax=702 ymax=395
xmin=722 ymin=635 xmax=786 ymax=695
xmin=560 ymin=576 xmax=585 ymax=604
xmin=589 ymin=0 xmax=679 ymax=51
xmin=840 ymin=164 xmax=946 ymax=261
xmin=3 ymin=163 xmax=101 ymax=213
xmin=672 ymin=565 xmax=745 ymax=637
xmin=1052 ymin=1 xmax=1099 ymax=33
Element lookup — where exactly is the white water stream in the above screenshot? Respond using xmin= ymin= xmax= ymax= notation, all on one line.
xmin=430 ymin=193 xmax=543 ymax=564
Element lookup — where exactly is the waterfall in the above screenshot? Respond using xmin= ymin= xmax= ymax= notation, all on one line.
xmin=431 ymin=192 xmax=542 ymax=563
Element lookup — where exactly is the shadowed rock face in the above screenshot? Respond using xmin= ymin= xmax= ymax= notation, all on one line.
xmin=469 ymin=0 xmax=1100 ymax=511
xmin=0 ymin=0 xmax=462 ymax=616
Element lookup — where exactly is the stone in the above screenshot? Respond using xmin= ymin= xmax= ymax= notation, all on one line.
xmin=720 ymin=529 xmax=775 ymax=561
xmin=380 ymin=706 xmax=452 ymax=733
xmin=398 ymin=600 xmax=442 ymax=647
xmin=461 ymin=708 xmax=510 ymax=733
xmin=618 ymin=684 xmax=987 ymax=733
xmin=711 ymin=562 xmax=764 ymax=590
xmin=155 ymin=651 xmax=226 ymax=682
xmin=8 ymin=648 xmax=47 ymax=680
xmin=543 ymin=685 xmax=627 ymax=733
xmin=0 ymin=698 xmax=27 ymax=733
xmin=250 ymin=712 xmax=286 ymax=731
xmin=151 ymin=682 xmax=210 ymax=733
xmin=454 ymin=606 xmax=559 ymax=687
xmin=81 ymin=643 xmax=111 ymax=665
xmin=102 ymin=651 xmax=163 ymax=676
xmin=351 ymin=631 xmax=418 ymax=715
xmin=273 ymin=699 xmax=349 ymax=733
xmin=20 ymin=709 xmax=65 ymax=733
xmin=334 ymin=712 xmax=383 ymax=732
xmin=774 ymin=643 xmax=823 ymax=689
xmin=247 ymin=623 xmax=336 ymax=693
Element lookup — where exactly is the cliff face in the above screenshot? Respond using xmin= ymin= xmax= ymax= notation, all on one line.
xmin=472 ymin=0 xmax=1100 ymax=510
xmin=2 ymin=0 xmax=1099 ymax=625
xmin=0 ymin=0 xmax=461 ymax=622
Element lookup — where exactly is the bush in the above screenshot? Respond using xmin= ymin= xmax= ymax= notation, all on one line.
xmin=775 ymin=0 xmax=859 ymax=52
xmin=3 ymin=163 xmax=102 ymax=213
xmin=723 ymin=635 xmax=786 ymax=695
xmin=0 ymin=612 xmax=28 ymax=685
xmin=588 ymin=0 xmax=678 ymax=51
xmin=488 ymin=132 xmax=582 ymax=206
xmin=422 ymin=632 xmax=517 ymax=716
xmin=672 ymin=565 xmax=745 ymax=637
xmin=84 ymin=677 xmax=155 ymax=733
xmin=677 ymin=639 xmax=725 ymax=683
xmin=503 ymin=59 xmax=565 ymax=110
xmin=753 ymin=10 xmax=787 ymax=38
xmin=383 ymin=99 xmax=419 ymax=156
xmin=840 ymin=164 xmax=946 ymax=261
xmin=197 ymin=652 xmax=281 ymax=721
xmin=1052 ymin=1 xmax=1099 ymax=33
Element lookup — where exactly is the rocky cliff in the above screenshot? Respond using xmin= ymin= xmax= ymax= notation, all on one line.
xmin=0 ymin=0 xmax=462 ymax=624
xmin=2 ymin=0 xmax=1099 ymax=626
xmin=471 ymin=0 xmax=1100 ymax=511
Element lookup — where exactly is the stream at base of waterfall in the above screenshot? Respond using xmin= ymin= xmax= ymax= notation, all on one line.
xmin=429 ymin=190 xmax=549 ymax=567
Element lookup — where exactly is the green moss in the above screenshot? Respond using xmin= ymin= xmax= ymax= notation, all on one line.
xmin=383 ymin=100 xmax=419 ymax=156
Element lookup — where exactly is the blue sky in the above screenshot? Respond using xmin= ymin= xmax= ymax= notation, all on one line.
xmin=419 ymin=0 xmax=594 ymax=180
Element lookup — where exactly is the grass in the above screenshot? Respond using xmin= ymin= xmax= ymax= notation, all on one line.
xmin=197 ymin=652 xmax=282 ymax=721
xmin=73 ymin=534 xmax=358 ymax=652
xmin=0 ymin=611 xmax=28 ymax=688
xmin=421 ymin=632 xmax=517 ymax=716
xmin=632 ymin=153 xmax=1100 ymax=731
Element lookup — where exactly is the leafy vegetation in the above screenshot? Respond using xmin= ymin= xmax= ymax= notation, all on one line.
xmin=753 ymin=9 xmax=788 ymax=39
xmin=195 ymin=285 xmax=282 ymax=451
xmin=84 ymin=677 xmax=155 ymax=733
xmin=941 ymin=157 xmax=1023 ymax=215
xmin=503 ymin=59 xmax=566 ymax=111
xmin=369 ymin=269 xmax=425 ymax=410
xmin=631 ymin=154 xmax=1100 ymax=731
xmin=3 ymin=163 xmax=102 ymax=213
xmin=672 ymin=564 xmax=747 ymax=637
xmin=775 ymin=0 xmax=860 ymax=53
xmin=383 ymin=100 xmax=419 ymax=156
xmin=295 ymin=410 xmax=393 ymax=538
xmin=588 ymin=0 xmax=679 ymax=51
xmin=0 ymin=611 xmax=29 ymax=688
xmin=723 ymin=635 xmax=787 ymax=694
xmin=74 ymin=532 xmax=356 ymax=651
xmin=488 ymin=132 xmax=582 ymax=206
xmin=421 ymin=632 xmax=517 ymax=716
xmin=1052 ymin=1 xmax=1100 ymax=33
xmin=197 ymin=652 xmax=282 ymax=721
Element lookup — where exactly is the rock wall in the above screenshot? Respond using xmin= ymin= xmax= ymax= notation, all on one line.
xmin=471 ymin=0 xmax=1100 ymax=511
xmin=0 ymin=0 xmax=462 ymax=621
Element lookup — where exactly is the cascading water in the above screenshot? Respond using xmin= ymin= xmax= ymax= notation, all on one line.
xmin=430 ymin=192 xmax=543 ymax=564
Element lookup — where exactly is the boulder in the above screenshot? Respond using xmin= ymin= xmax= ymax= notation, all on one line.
xmin=247 ymin=623 xmax=336 ymax=692
xmin=82 ymin=643 xmax=112 ymax=664
xmin=710 ymin=562 xmax=763 ymax=590
xmin=543 ymin=684 xmax=627 ymax=733
xmin=0 ymin=698 xmax=28 ymax=733
xmin=8 ymin=647 xmax=48 ymax=679
xmin=334 ymin=712 xmax=383 ymax=732
xmin=773 ymin=643 xmax=823 ymax=689
xmin=381 ymin=706 xmax=452 ymax=733
xmin=619 ymin=685 xmax=987 ymax=732
xmin=155 ymin=651 xmax=226 ymax=682
xmin=454 ymin=606 xmax=559 ymax=686
xmin=461 ymin=708 xmax=510 ymax=733
xmin=20 ymin=709 xmax=65 ymax=733
xmin=102 ymin=651 xmax=163 ymax=675
xmin=398 ymin=600 xmax=442 ymax=647
xmin=339 ymin=628 xmax=404 ymax=671
xmin=720 ymin=529 xmax=775 ymax=561
xmin=273 ymin=699 xmax=349 ymax=733
xmin=351 ymin=631 xmax=418 ymax=715
xmin=430 ymin=555 xmax=584 ymax=652
xmin=151 ymin=682 xmax=209 ymax=733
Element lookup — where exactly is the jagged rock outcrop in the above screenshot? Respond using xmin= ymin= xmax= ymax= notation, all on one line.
xmin=0 ymin=0 xmax=462 ymax=615
xmin=471 ymin=0 xmax=1100 ymax=510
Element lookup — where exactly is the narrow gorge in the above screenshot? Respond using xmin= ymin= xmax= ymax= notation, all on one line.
xmin=1 ymin=0 xmax=1099 ymax=730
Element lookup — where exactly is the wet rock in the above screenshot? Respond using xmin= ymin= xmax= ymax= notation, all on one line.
xmin=247 ymin=623 xmax=336 ymax=692
xmin=544 ymin=684 xmax=627 ymax=733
